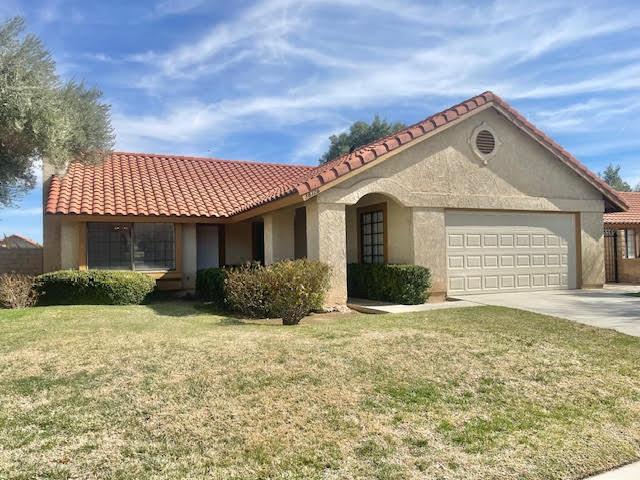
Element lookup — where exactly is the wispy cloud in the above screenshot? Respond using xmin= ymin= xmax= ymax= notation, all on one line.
xmin=108 ymin=0 xmax=640 ymax=154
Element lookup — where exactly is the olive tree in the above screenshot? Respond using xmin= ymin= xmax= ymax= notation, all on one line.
xmin=0 ymin=16 xmax=114 ymax=207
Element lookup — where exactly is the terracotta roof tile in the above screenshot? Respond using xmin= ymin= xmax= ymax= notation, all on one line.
xmin=46 ymin=153 xmax=314 ymax=218
xmin=604 ymin=192 xmax=640 ymax=225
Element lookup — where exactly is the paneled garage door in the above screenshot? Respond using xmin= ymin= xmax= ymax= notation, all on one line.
xmin=446 ymin=212 xmax=576 ymax=294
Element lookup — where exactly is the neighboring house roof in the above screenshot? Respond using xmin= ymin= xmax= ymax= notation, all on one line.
xmin=46 ymin=91 xmax=627 ymax=218
xmin=604 ymin=192 xmax=640 ymax=225
xmin=0 ymin=234 xmax=42 ymax=249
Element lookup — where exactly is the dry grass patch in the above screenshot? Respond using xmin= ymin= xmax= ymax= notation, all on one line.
xmin=0 ymin=303 xmax=639 ymax=479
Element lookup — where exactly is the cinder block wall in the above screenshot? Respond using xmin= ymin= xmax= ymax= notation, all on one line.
xmin=0 ymin=249 xmax=43 ymax=275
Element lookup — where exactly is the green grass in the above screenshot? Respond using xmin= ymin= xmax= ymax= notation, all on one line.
xmin=0 ymin=302 xmax=639 ymax=479
xmin=625 ymin=292 xmax=640 ymax=297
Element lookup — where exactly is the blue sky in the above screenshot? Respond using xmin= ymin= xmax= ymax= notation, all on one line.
xmin=2 ymin=0 xmax=640 ymax=242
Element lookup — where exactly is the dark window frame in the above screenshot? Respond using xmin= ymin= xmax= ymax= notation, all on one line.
xmin=87 ymin=222 xmax=176 ymax=271
xmin=357 ymin=203 xmax=388 ymax=264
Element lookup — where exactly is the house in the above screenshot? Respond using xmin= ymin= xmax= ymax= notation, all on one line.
xmin=0 ymin=234 xmax=41 ymax=249
xmin=604 ymin=192 xmax=640 ymax=283
xmin=43 ymin=91 xmax=627 ymax=305
xmin=0 ymin=235 xmax=43 ymax=275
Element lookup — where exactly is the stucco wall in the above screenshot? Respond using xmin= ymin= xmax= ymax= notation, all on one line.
xmin=314 ymin=106 xmax=607 ymax=300
xmin=579 ymin=212 xmax=605 ymax=287
xmin=225 ymin=222 xmax=253 ymax=265
xmin=43 ymin=214 xmax=61 ymax=272
xmin=410 ymin=207 xmax=447 ymax=299
xmin=321 ymin=108 xmax=602 ymax=210
xmin=60 ymin=222 xmax=80 ymax=269
xmin=345 ymin=193 xmax=412 ymax=264
xmin=264 ymin=207 xmax=295 ymax=264
xmin=182 ymin=224 xmax=197 ymax=290
xmin=306 ymin=199 xmax=347 ymax=305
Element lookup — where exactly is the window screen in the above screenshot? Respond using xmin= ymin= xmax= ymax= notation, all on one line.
xmin=87 ymin=223 xmax=175 ymax=271
xmin=133 ymin=223 xmax=175 ymax=270
xmin=360 ymin=209 xmax=385 ymax=264
xmin=87 ymin=223 xmax=132 ymax=270
xmin=625 ymin=229 xmax=636 ymax=259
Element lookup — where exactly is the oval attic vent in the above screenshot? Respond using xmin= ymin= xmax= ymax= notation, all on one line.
xmin=475 ymin=130 xmax=496 ymax=155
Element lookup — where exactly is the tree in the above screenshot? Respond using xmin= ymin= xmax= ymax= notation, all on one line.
xmin=600 ymin=164 xmax=632 ymax=192
xmin=0 ymin=17 xmax=114 ymax=208
xmin=319 ymin=115 xmax=406 ymax=164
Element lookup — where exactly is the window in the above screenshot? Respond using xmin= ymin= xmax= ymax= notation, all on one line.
xmin=87 ymin=223 xmax=175 ymax=271
xmin=624 ymin=229 xmax=637 ymax=259
xmin=359 ymin=205 xmax=386 ymax=264
xmin=87 ymin=223 xmax=132 ymax=270
xmin=133 ymin=223 xmax=175 ymax=270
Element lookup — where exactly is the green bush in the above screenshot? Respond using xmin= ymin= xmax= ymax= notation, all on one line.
xmin=196 ymin=268 xmax=227 ymax=306
xmin=224 ymin=259 xmax=331 ymax=325
xmin=347 ymin=263 xmax=431 ymax=304
xmin=35 ymin=270 xmax=156 ymax=305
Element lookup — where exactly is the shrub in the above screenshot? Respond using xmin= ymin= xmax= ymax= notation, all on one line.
xmin=196 ymin=268 xmax=226 ymax=306
xmin=267 ymin=259 xmax=331 ymax=325
xmin=224 ymin=264 xmax=271 ymax=318
xmin=0 ymin=274 xmax=37 ymax=308
xmin=35 ymin=270 xmax=156 ymax=305
xmin=224 ymin=259 xmax=331 ymax=325
xmin=347 ymin=263 xmax=431 ymax=304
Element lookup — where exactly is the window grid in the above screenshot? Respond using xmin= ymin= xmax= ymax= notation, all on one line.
xmin=87 ymin=223 xmax=175 ymax=271
xmin=360 ymin=209 xmax=385 ymax=264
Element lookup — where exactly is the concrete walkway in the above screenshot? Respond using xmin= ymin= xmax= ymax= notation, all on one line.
xmin=453 ymin=286 xmax=640 ymax=337
xmin=347 ymin=298 xmax=477 ymax=314
xmin=586 ymin=461 xmax=640 ymax=479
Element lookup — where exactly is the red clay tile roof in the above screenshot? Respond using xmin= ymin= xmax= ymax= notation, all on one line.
xmin=293 ymin=91 xmax=627 ymax=213
xmin=46 ymin=91 xmax=627 ymax=218
xmin=0 ymin=234 xmax=41 ymax=249
xmin=46 ymin=153 xmax=314 ymax=217
xmin=604 ymin=192 xmax=640 ymax=225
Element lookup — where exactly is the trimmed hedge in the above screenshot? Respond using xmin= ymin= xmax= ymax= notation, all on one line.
xmin=35 ymin=270 xmax=156 ymax=305
xmin=347 ymin=263 xmax=431 ymax=304
xmin=196 ymin=268 xmax=226 ymax=306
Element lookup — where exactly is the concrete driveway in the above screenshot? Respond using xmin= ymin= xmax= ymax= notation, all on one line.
xmin=455 ymin=286 xmax=640 ymax=337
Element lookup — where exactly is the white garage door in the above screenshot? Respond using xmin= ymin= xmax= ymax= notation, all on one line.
xmin=446 ymin=211 xmax=576 ymax=294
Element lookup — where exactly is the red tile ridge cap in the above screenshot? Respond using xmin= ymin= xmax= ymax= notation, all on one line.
xmin=110 ymin=151 xmax=316 ymax=170
xmin=292 ymin=91 xmax=628 ymax=212
xmin=293 ymin=91 xmax=496 ymax=195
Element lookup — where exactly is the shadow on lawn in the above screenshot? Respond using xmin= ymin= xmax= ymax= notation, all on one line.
xmin=144 ymin=299 xmax=286 ymax=327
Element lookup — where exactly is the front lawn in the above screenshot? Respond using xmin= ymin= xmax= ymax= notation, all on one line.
xmin=0 ymin=303 xmax=639 ymax=479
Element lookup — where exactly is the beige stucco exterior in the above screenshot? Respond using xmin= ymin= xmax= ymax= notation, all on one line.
xmin=43 ymin=106 xmax=612 ymax=304
xmin=309 ymin=107 xmax=606 ymax=301
xmin=264 ymin=206 xmax=296 ymax=264
xmin=224 ymin=222 xmax=253 ymax=265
